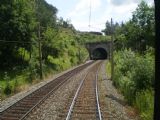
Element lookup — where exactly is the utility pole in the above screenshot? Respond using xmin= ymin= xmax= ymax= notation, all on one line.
xmin=89 ymin=0 xmax=91 ymax=27
xmin=38 ymin=23 xmax=43 ymax=79
xmin=77 ymin=35 xmax=81 ymax=63
xmin=78 ymin=48 xmax=81 ymax=62
xmin=111 ymin=18 xmax=114 ymax=81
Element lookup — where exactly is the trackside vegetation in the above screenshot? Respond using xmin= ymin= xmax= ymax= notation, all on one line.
xmin=0 ymin=0 xmax=108 ymax=99
xmin=0 ymin=0 xmax=155 ymax=119
xmin=113 ymin=49 xmax=154 ymax=120
xmin=105 ymin=1 xmax=155 ymax=119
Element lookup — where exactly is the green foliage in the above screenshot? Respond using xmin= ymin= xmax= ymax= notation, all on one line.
xmin=132 ymin=1 xmax=154 ymax=31
xmin=114 ymin=49 xmax=136 ymax=80
xmin=106 ymin=61 xmax=111 ymax=79
xmin=135 ymin=90 xmax=154 ymax=120
xmin=3 ymin=72 xmax=12 ymax=95
xmin=78 ymin=32 xmax=110 ymax=43
xmin=0 ymin=0 xmax=36 ymax=67
xmin=112 ymin=3 xmax=155 ymax=112
xmin=15 ymin=47 xmax=30 ymax=61
xmin=102 ymin=21 xmax=120 ymax=35
xmin=0 ymin=0 xmax=109 ymax=99
xmin=47 ymin=56 xmax=71 ymax=71
xmin=114 ymin=1 xmax=154 ymax=51
xmin=114 ymin=49 xmax=154 ymax=92
xmin=113 ymin=49 xmax=154 ymax=119
xmin=0 ymin=69 xmax=34 ymax=99
xmin=103 ymin=1 xmax=155 ymax=119
xmin=115 ymin=34 xmax=127 ymax=49
xmin=35 ymin=0 xmax=57 ymax=27
xmin=132 ymin=54 xmax=154 ymax=90
xmin=4 ymin=84 xmax=12 ymax=95
xmin=57 ymin=17 xmax=75 ymax=30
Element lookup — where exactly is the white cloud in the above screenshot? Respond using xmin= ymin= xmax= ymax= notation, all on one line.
xmin=71 ymin=19 xmax=104 ymax=32
xmin=45 ymin=0 xmax=154 ymax=32
xmin=66 ymin=0 xmax=102 ymax=31
xmin=110 ymin=0 xmax=139 ymax=6
xmin=68 ymin=0 xmax=101 ymax=17
xmin=110 ymin=0 xmax=153 ymax=6
xmin=92 ymin=0 xmax=150 ymax=31
xmin=85 ymin=1 xmax=137 ymax=31
xmin=74 ymin=0 xmax=137 ymax=32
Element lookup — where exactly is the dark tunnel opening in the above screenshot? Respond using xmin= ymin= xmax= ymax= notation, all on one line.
xmin=91 ymin=48 xmax=108 ymax=60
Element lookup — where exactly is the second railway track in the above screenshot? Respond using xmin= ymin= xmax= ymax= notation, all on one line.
xmin=65 ymin=61 xmax=102 ymax=120
xmin=0 ymin=61 xmax=94 ymax=120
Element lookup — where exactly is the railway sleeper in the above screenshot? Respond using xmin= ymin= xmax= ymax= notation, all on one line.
xmin=71 ymin=107 xmax=97 ymax=111
xmin=15 ymin=104 xmax=33 ymax=108
xmin=72 ymin=111 xmax=96 ymax=114
xmin=71 ymin=114 xmax=96 ymax=119
xmin=7 ymin=107 xmax=30 ymax=112
xmin=18 ymin=102 xmax=36 ymax=106
xmin=24 ymin=96 xmax=42 ymax=100
xmin=0 ymin=116 xmax=19 ymax=120
xmin=1 ymin=113 xmax=22 ymax=118
xmin=7 ymin=109 xmax=27 ymax=114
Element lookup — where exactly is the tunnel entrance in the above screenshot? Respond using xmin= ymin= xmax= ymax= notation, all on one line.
xmin=85 ymin=41 xmax=111 ymax=60
xmin=91 ymin=48 xmax=107 ymax=60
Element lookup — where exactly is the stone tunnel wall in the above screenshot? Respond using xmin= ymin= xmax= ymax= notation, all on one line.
xmin=85 ymin=41 xmax=112 ymax=60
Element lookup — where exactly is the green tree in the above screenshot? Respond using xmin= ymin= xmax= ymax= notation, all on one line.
xmin=102 ymin=21 xmax=119 ymax=35
xmin=102 ymin=21 xmax=112 ymax=35
xmin=0 ymin=0 xmax=36 ymax=68
xmin=35 ymin=0 xmax=57 ymax=28
xmin=114 ymin=1 xmax=154 ymax=52
xmin=132 ymin=0 xmax=155 ymax=47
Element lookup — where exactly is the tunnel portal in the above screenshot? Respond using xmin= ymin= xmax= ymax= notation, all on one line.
xmin=85 ymin=41 xmax=111 ymax=60
xmin=92 ymin=48 xmax=108 ymax=60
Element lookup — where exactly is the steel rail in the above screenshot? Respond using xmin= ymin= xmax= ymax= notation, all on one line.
xmin=65 ymin=72 xmax=89 ymax=120
xmin=20 ymin=73 xmax=73 ymax=120
xmin=65 ymin=61 xmax=102 ymax=120
xmin=0 ymin=61 xmax=94 ymax=120
xmin=0 ymin=70 xmax=72 ymax=113
xmin=96 ymin=63 xmax=102 ymax=120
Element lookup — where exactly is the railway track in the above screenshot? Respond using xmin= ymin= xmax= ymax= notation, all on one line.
xmin=0 ymin=61 xmax=94 ymax=120
xmin=65 ymin=61 xmax=102 ymax=120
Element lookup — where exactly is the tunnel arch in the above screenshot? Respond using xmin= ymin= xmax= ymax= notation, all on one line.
xmin=91 ymin=48 xmax=108 ymax=60
xmin=85 ymin=41 xmax=111 ymax=60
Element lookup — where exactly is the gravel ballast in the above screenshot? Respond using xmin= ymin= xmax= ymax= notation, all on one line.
xmin=26 ymin=62 xmax=95 ymax=120
xmin=0 ymin=61 xmax=139 ymax=120
xmin=0 ymin=62 xmax=90 ymax=112
xmin=98 ymin=61 xmax=139 ymax=120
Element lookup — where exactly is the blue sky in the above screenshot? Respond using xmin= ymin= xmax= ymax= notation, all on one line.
xmin=45 ymin=0 xmax=153 ymax=32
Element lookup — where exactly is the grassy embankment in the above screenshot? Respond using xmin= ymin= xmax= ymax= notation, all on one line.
xmin=106 ymin=49 xmax=154 ymax=120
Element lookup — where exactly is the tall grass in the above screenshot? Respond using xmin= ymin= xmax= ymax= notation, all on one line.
xmin=0 ymin=51 xmax=86 ymax=99
xmin=0 ymin=70 xmax=30 ymax=99
xmin=135 ymin=90 xmax=154 ymax=120
xmin=113 ymin=49 xmax=154 ymax=119
xmin=106 ymin=61 xmax=111 ymax=79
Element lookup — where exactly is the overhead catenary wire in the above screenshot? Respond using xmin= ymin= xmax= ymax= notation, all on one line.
xmin=88 ymin=0 xmax=92 ymax=29
xmin=0 ymin=40 xmax=34 ymax=44
xmin=89 ymin=26 xmax=104 ymax=31
xmin=87 ymin=0 xmax=106 ymax=32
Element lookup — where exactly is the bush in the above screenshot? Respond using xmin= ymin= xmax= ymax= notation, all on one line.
xmin=120 ymin=76 xmax=136 ymax=105
xmin=4 ymin=84 xmax=12 ymax=95
xmin=113 ymin=49 xmax=154 ymax=118
xmin=114 ymin=49 xmax=154 ymax=93
xmin=132 ymin=55 xmax=154 ymax=91
xmin=3 ymin=72 xmax=12 ymax=95
xmin=106 ymin=61 xmax=111 ymax=79
xmin=135 ymin=90 xmax=154 ymax=120
xmin=113 ymin=49 xmax=136 ymax=88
